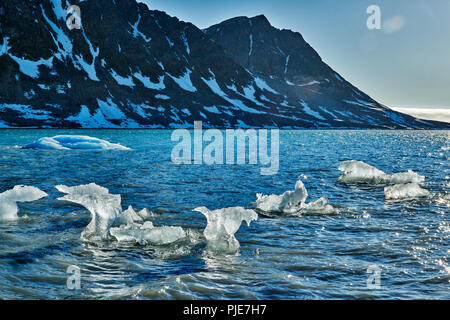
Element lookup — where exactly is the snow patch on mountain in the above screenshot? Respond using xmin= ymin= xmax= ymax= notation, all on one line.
xmin=129 ymin=15 xmax=151 ymax=43
xmin=110 ymin=69 xmax=135 ymax=87
xmin=168 ymin=69 xmax=197 ymax=92
xmin=133 ymin=72 xmax=165 ymax=90
xmin=0 ymin=104 xmax=52 ymax=120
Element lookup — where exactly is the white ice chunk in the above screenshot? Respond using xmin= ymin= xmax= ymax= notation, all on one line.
xmin=23 ymin=135 xmax=130 ymax=150
xmin=256 ymin=179 xmax=339 ymax=216
xmin=256 ymin=180 xmax=308 ymax=214
xmin=338 ymin=161 xmax=425 ymax=185
xmin=301 ymin=197 xmax=337 ymax=215
xmin=56 ymin=183 xmax=159 ymax=241
xmin=110 ymin=222 xmax=186 ymax=245
xmin=56 ymin=184 xmax=123 ymax=240
xmin=193 ymin=206 xmax=258 ymax=253
xmin=384 ymin=183 xmax=430 ymax=200
xmin=0 ymin=186 xmax=47 ymax=221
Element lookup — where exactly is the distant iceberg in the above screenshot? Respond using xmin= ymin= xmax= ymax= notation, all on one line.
xmin=384 ymin=183 xmax=430 ymax=200
xmin=0 ymin=186 xmax=47 ymax=221
xmin=193 ymin=206 xmax=258 ymax=253
xmin=23 ymin=135 xmax=130 ymax=150
xmin=255 ymin=179 xmax=338 ymax=216
xmin=338 ymin=160 xmax=425 ymax=185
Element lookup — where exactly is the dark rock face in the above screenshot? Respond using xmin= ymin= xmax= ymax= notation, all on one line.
xmin=0 ymin=0 xmax=447 ymax=129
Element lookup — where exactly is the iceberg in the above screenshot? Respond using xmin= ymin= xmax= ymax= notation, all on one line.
xmin=338 ymin=160 xmax=425 ymax=185
xmin=23 ymin=135 xmax=130 ymax=150
xmin=384 ymin=183 xmax=430 ymax=200
xmin=255 ymin=179 xmax=338 ymax=216
xmin=256 ymin=180 xmax=308 ymax=214
xmin=56 ymin=184 xmax=149 ymax=239
xmin=302 ymin=197 xmax=338 ymax=215
xmin=56 ymin=183 xmax=182 ymax=244
xmin=110 ymin=222 xmax=186 ymax=246
xmin=0 ymin=186 xmax=47 ymax=221
xmin=193 ymin=206 xmax=258 ymax=253
xmin=56 ymin=184 xmax=124 ymax=240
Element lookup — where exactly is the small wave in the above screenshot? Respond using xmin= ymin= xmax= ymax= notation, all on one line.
xmin=193 ymin=206 xmax=258 ymax=254
xmin=338 ymin=160 xmax=425 ymax=185
xmin=0 ymin=186 xmax=47 ymax=221
xmin=384 ymin=183 xmax=430 ymax=201
xmin=22 ymin=135 xmax=130 ymax=150
xmin=255 ymin=179 xmax=339 ymax=216
xmin=435 ymin=193 xmax=450 ymax=207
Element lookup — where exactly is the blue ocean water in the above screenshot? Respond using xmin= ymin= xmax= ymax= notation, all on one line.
xmin=0 ymin=129 xmax=448 ymax=299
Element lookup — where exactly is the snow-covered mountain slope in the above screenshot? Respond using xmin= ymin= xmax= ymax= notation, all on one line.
xmin=0 ymin=0 xmax=448 ymax=129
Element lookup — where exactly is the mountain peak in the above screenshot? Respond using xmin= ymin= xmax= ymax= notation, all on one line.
xmin=0 ymin=0 xmax=446 ymax=129
xmin=249 ymin=14 xmax=271 ymax=26
xmin=209 ymin=14 xmax=272 ymax=30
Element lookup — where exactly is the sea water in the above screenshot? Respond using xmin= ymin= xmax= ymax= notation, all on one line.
xmin=0 ymin=129 xmax=448 ymax=299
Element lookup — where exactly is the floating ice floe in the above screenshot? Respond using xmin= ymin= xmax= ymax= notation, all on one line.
xmin=338 ymin=160 xmax=425 ymax=185
xmin=0 ymin=186 xmax=47 ymax=221
xmin=384 ymin=183 xmax=430 ymax=200
xmin=256 ymin=180 xmax=308 ymax=215
xmin=56 ymin=183 xmax=182 ymax=244
xmin=110 ymin=222 xmax=186 ymax=246
xmin=23 ymin=135 xmax=130 ymax=150
xmin=193 ymin=206 xmax=258 ymax=253
xmin=255 ymin=179 xmax=338 ymax=216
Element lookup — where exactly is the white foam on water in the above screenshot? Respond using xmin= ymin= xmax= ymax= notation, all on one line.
xmin=255 ymin=179 xmax=339 ymax=216
xmin=23 ymin=135 xmax=130 ymax=150
xmin=384 ymin=183 xmax=430 ymax=200
xmin=0 ymin=186 xmax=47 ymax=221
xmin=193 ymin=206 xmax=258 ymax=254
xmin=338 ymin=160 xmax=425 ymax=185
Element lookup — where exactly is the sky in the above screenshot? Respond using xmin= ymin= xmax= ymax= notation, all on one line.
xmin=138 ymin=0 xmax=450 ymax=117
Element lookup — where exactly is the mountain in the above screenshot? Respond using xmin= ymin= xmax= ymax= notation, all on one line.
xmin=0 ymin=0 xmax=447 ymax=129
